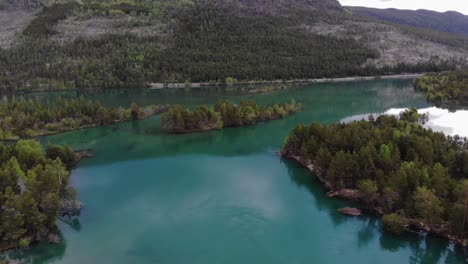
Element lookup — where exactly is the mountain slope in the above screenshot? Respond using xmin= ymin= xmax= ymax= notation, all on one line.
xmin=348 ymin=7 xmax=468 ymax=36
xmin=0 ymin=0 xmax=467 ymax=92
xmin=236 ymin=0 xmax=342 ymax=14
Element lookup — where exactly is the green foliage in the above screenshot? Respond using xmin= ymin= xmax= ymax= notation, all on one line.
xmin=225 ymin=77 xmax=238 ymax=84
xmin=0 ymin=97 xmax=168 ymax=139
xmin=19 ymin=237 xmax=31 ymax=248
xmin=413 ymin=186 xmax=444 ymax=224
xmin=381 ymin=213 xmax=408 ymax=235
xmin=0 ymin=140 xmax=75 ymax=247
xmin=161 ymin=104 xmax=223 ymax=133
xmin=15 ymin=140 xmax=45 ymax=170
xmin=282 ymin=109 xmax=468 ymax=238
xmin=414 ymin=70 xmax=468 ymax=110
xmin=357 ymin=179 xmax=378 ymax=207
xmin=161 ymin=100 xmax=302 ymax=133
xmin=46 ymin=144 xmax=76 ymax=168
xmin=0 ymin=1 xmax=459 ymax=92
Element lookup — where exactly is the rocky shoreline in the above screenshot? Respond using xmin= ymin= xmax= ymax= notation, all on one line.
xmin=281 ymin=154 xmax=468 ymax=247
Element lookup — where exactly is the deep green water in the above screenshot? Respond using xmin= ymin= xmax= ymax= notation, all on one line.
xmin=6 ymin=80 xmax=467 ymax=263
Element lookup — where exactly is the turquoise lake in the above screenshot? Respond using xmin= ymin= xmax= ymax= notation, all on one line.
xmin=5 ymin=79 xmax=467 ymax=263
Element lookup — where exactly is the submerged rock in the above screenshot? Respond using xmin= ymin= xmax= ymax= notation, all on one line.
xmin=339 ymin=207 xmax=362 ymax=216
xmin=328 ymin=189 xmax=363 ymax=200
xmin=74 ymin=149 xmax=93 ymax=162
xmin=47 ymin=233 xmax=60 ymax=244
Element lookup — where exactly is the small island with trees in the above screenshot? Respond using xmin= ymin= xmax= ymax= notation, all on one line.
xmin=282 ymin=109 xmax=468 ymax=244
xmin=161 ymin=100 xmax=302 ymax=133
xmin=0 ymin=97 xmax=169 ymax=140
xmin=0 ymin=140 xmax=87 ymax=252
xmin=414 ymin=69 xmax=468 ymax=110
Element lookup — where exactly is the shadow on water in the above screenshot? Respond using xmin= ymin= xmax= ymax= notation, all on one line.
xmin=20 ymin=78 xmax=419 ymax=108
xmin=357 ymin=217 xmax=378 ymax=249
xmin=380 ymin=232 xmax=467 ymax=264
xmin=282 ymin=158 xmax=349 ymax=226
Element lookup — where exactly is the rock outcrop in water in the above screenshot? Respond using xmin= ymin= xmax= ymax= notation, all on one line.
xmin=339 ymin=207 xmax=362 ymax=216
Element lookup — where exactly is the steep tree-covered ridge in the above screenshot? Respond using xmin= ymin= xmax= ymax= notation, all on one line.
xmin=414 ymin=70 xmax=468 ymax=111
xmin=282 ymin=109 xmax=468 ymax=244
xmin=0 ymin=140 xmax=85 ymax=251
xmin=0 ymin=0 xmax=466 ymax=92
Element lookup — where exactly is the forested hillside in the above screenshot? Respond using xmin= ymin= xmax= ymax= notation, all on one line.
xmin=0 ymin=0 xmax=467 ymax=92
xmin=349 ymin=7 xmax=468 ymax=36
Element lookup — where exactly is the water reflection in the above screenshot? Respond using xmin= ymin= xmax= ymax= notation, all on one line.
xmin=283 ymin=158 xmax=349 ymax=226
xmin=284 ymin=153 xmax=467 ymax=264
xmin=20 ymin=79 xmax=419 ymax=109
xmin=357 ymin=217 xmax=378 ymax=249
xmin=387 ymin=107 xmax=468 ymax=138
xmin=343 ymin=107 xmax=468 ymax=139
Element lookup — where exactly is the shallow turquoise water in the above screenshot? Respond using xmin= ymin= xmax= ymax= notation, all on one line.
xmin=6 ymin=80 xmax=467 ymax=263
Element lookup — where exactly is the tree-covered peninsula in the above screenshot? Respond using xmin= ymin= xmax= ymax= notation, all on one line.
xmin=0 ymin=97 xmax=169 ymax=140
xmin=161 ymin=100 xmax=302 ymax=133
xmin=414 ymin=69 xmax=468 ymax=110
xmin=0 ymin=140 xmax=85 ymax=251
xmin=282 ymin=109 xmax=468 ymax=243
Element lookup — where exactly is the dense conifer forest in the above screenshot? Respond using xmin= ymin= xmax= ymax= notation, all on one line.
xmin=161 ymin=100 xmax=302 ymax=133
xmin=414 ymin=70 xmax=468 ymax=110
xmin=282 ymin=109 xmax=468 ymax=241
xmin=0 ymin=140 xmax=81 ymax=251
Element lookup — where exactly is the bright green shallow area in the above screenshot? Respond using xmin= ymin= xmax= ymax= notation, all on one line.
xmin=8 ymin=80 xmax=467 ymax=263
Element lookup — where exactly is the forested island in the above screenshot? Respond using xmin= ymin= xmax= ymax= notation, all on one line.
xmin=161 ymin=100 xmax=302 ymax=133
xmin=282 ymin=109 xmax=468 ymax=244
xmin=0 ymin=97 xmax=169 ymax=140
xmin=414 ymin=69 xmax=468 ymax=110
xmin=0 ymin=140 xmax=85 ymax=252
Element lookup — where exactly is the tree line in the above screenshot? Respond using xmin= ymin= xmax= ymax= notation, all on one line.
xmin=282 ymin=109 xmax=468 ymax=239
xmin=0 ymin=96 xmax=168 ymax=139
xmin=161 ymin=100 xmax=302 ymax=133
xmin=414 ymin=69 xmax=468 ymax=110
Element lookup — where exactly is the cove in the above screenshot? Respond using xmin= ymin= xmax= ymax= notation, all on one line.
xmin=5 ymin=79 xmax=467 ymax=263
